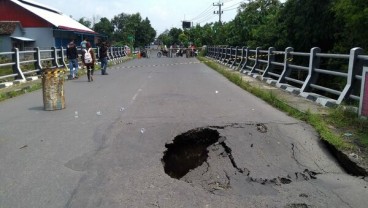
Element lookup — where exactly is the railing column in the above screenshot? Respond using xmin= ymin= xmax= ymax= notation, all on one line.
xmin=60 ymin=47 xmax=67 ymax=67
xmin=277 ymin=47 xmax=294 ymax=83
xmin=12 ymin=48 xmax=25 ymax=80
xmin=337 ymin=47 xmax=364 ymax=104
xmin=216 ymin=46 xmax=220 ymax=59
xmin=34 ymin=47 xmax=42 ymax=74
xmin=218 ymin=46 xmax=223 ymax=62
xmin=226 ymin=47 xmax=232 ymax=65
xmin=118 ymin=47 xmax=122 ymax=58
xmin=108 ymin=47 xmax=114 ymax=60
xmin=300 ymin=47 xmax=321 ymax=93
xmin=96 ymin=47 xmax=100 ymax=60
xmin=240 ymin=47 xmax=249 ymax=72
xmin=230 ymin=46 xmax=238 ymax=68
xmin=250 ymin=47 xmax=261 ymax=74
xmin=51 ymin=47 xmax=60 ymax=67
xmin=219 ymin=47 xmax=227 ymax=63
xmin=226 ymin=47 xmax=230 ymax=64
xmin=262 ymin=47 xmax=276 ymax=78
xmin=236 ymin=46 xmax=245 ymax=70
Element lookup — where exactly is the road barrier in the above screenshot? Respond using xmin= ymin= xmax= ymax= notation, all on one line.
xmin=0 ymin=46 xmax=128 ymax=87
xmin=207 ymin=46 xmax=368 ymax=107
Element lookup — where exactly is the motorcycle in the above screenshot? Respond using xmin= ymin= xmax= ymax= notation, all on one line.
xmin=157 ymin=49 xmax=169 ymax=58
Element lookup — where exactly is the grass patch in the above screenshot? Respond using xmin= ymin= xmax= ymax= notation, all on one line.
xmin=0 ymin=83 xmax=42 ymax=102
xmin=198 ymin=56 xmax=355 ymax=150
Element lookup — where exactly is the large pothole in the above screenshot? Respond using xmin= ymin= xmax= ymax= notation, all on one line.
xmin=160 ymin=124 xmax=327 ymax=199
xmin=162 ymin=128 xmax=220 ymax=179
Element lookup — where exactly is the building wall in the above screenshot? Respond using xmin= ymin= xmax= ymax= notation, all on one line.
xmin=0 ymin=0 xmax=52 ymax=27
xmin=0 ymin=36 xmax=12 ymax=52
xmin=0 ymin=0 xmax=98 ymax=51
xmin=24 ymin=28 xmax=54 ymax=49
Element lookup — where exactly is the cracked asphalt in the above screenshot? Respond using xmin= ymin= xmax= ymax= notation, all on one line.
xmin=0 ymin=56 xmax=367 ymax=208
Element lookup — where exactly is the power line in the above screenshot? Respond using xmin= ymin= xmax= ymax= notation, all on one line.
xmin=189 ymin=4 xmax=213 ymax=21
xmin=223 ymin=0 xmax=245 ymax=10
xmin=195 ymin=10 xmax=216 ymax=24
xmin=197 ymin=14 xmax=217 ymax=24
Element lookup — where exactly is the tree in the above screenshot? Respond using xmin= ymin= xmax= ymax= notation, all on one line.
xmin=168 ymin=28 xmax=183 ymax=45
xmin=233 ymin=0 xmax=282 ymax=48
xmin=78 ymin=17 xmax=91 ymax=28
xmin=278 ymin=0 xmax=337 ymax=52
xmin=93 ymin=17 xmax=114 ymax=40
xmin=178 ymin=33 xmax=188 ymax=46
xmin=332 ymin=0 xmax=368 ymax=52
xmin=135 ymin=17 xmax=156 ymax=47
xmin=111 ymin=13 xmax=156 ymax=48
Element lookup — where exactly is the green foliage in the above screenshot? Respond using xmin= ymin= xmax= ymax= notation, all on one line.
xmin=93 ymin=17 xmax=114 ymax=40
xmin=178 ymin=33 xmax=188 ymax=46
xmin=278 ymin=0 xmax=337 ymax=52
xmin=78 ymin=17 xmax=92 ymax=28
xmin=233 ymin=0 xmax=282 ymax=48
xmin=109 ymin=13 xmax=156 ymax=48
xmin=332 ymin=0 xmax=368 ymax=53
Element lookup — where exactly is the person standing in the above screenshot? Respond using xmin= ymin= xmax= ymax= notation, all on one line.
xmin=66 ymin=40 xmax=79 ymax=79
xmin=82 ymin=42 xmax=96 ymax=82
xmin=80 ymin=37 xmax=87 ymax=50
xmin=99 ymin=41 xmax=109 ymax=75
xmin=80 ymin=38 xmax=88 ymax=69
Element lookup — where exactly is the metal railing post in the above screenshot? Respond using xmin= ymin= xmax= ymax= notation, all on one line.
xmin=34 ymin=47 xmax=42 ymax=73
xmin=277 ymin=47 xmax=294 ymax=83
xmin=263 ymin=47 xmax=276 ymax=78
xmin=12 ymin=48 xmax=25 ymax=80
xmin=51 ymin=47 xmax=60 ymax=67
xmin=230 ymin=46 xmax=238 ymax=68
xmin=60 ymin=47 xmax=67 ymax=67
xmin=221 ymin=46 xmax=226 ymax=63
xmin=226 ymin=47 xmax=232 ymax=65
xmin=240 ymin=47 xmax=249 ymax=72
xmin=337 ymin=47 xmax=364 ymax=104
xmin=250 ymin=47 xmax=261 ymax=74
xmin=300 ymin=47 xmax=321 ymax=93
xmin=96 ymin=47 xmax=100 ymax=60
xmin=236 ymin=46 xmax=245 ymax=70
xmin=216 ymin=46 xmax=220 ymax=59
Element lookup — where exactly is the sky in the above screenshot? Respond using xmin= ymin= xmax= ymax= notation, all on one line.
xmin=30 ymin=0 xmax=254 ymax=35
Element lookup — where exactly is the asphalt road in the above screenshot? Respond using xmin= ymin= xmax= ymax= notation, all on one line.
xmin=0 ymin=56 xmax=367 ymax=208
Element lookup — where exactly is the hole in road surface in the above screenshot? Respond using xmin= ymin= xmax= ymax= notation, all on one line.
xmin=162 ymin=128 xmax=220 ymax=179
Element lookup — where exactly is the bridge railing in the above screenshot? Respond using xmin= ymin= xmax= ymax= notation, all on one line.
xmin=207 ymin=45 xmax=368 ymax=107
xmin=0 ymin=46 xmax=128 ymax=86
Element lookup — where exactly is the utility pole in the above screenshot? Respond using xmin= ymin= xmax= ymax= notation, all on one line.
xmin=213 ymin=1 xmax=223 ymax=24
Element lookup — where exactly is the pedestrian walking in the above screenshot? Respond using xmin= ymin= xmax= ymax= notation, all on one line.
xmin=99 ymin=41 xmax=109 ymax=75
xmin=82 ymin=42 xmax=96 ymax=82
xmin=66 ymin=40 xmax=79 ymax=79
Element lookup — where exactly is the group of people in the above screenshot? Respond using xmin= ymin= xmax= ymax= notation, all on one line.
xmin=66 ymin=38 xmax=109 ymax=82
